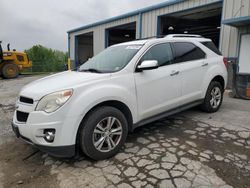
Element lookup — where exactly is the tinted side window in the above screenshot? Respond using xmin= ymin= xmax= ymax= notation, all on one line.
xmin=201 ymin=41 xmax=222 ymax=55
xmin=172 ymin=42 xmax=206 ymax=63
xmin=140 ymin=43 xmax=173 ymax=67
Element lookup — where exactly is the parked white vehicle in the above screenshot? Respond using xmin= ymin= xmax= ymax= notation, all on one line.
xmin=12 ymin=34 xmax=228 ymax=160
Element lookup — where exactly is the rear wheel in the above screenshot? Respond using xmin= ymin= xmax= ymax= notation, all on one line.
xmin=79 ymin=106 xmax=128 ymax=160
xmin=2 ymin=63 xmax=19 ymax=79
xmin=201 ymin=81 xmax=223 ymax=113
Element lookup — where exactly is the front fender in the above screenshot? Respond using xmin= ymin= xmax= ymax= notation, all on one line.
xmin=75 ymin=84 xmax=137 ymax=117
xmin=66 ymin=82 xmax=137 ymax=145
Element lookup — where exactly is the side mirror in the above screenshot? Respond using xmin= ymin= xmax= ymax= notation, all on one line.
xmin=137 ymin=60 xmax=159 ymax=71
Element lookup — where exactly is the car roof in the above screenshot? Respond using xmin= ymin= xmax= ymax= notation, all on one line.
xmin=114 ymin=34 xmax=211 ymax=47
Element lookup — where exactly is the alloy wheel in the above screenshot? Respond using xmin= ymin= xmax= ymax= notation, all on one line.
xmin=92 ymin=117 xmax=123 ymax=152
xmin=210 ymin=86 xmax=221 ymax=109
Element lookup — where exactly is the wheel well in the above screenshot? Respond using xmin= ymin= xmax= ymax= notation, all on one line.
xmin=75 ymin=100 xmax=134 ymax=154
xmin=94 ymin=100 xmax=133 ymax=131
xmin=77 ymin=100 xmax=133 ymax=135
xmin=211 ymin=75 xmax=225 ymax=90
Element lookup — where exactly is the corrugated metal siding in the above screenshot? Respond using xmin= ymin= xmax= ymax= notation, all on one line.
xmin=69 ymin=16 xmax=137 ymax=60
xmin=220 ymin=0 xmax=250 ymax=57
xmin=223 ymin=0 xmax=250 ymax=19
xmin=69 ymin=0 xmax=223 ymax=60
xmin=141 ymin=0 xmax=220 ymax=38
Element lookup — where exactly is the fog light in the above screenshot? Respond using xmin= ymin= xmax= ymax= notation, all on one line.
xmin=44 ymin=129 xmax=55 ymax=143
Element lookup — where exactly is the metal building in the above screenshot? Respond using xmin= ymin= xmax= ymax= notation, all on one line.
xmin=68 ymin=0 xmax=250 ymax=74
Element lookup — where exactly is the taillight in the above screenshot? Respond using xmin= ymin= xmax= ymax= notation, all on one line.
xmin=223 ymin=57 xmax=228 ymax=67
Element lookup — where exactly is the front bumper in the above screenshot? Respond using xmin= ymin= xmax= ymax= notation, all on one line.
xmin=12 ymin=97 xmax=81 ymax=158
xmin=12 ymin=122 xmax=75 ymax=158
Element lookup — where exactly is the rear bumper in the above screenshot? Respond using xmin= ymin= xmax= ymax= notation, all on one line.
xmin=11 ymin=122 xmax=75 ymax=158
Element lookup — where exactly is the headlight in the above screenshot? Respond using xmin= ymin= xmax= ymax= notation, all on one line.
xmin=36 ymin=89 xmax=73 ymax=113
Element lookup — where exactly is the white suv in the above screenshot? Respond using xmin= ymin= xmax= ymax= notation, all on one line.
xmin=12 ymin=34 xmax=227 ymax=160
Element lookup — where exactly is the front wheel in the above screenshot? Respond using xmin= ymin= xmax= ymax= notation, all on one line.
xmin=2 ymin=63 xmax=19 ymax=79
xmin=201 ymin=81 xmax=223 ymax=113
xmin=79 ymin=106 xmax=128 ymax=160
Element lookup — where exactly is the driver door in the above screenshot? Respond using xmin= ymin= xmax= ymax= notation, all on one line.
xmin=134 ymin=42 xmax=181 ymax=121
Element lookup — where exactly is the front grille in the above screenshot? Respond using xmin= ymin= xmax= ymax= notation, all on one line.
xmin=16 ymin=111 xmax=29 ymax=123
xmin=19 ymin=96 xmax=34 ymax=104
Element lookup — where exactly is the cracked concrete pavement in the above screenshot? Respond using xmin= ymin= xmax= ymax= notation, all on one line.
xmin=0 ymin=75 xmax=250 ymax=188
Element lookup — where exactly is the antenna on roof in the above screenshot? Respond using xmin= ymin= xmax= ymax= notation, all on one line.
xmin=135 ymin=35 xmax=166 ymax=41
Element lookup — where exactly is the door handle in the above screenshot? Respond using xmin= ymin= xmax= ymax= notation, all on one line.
xmin=202 ymin=63 xmax=208 ymax=67
xmin=170 ymin=70 xmax=179 ymax=76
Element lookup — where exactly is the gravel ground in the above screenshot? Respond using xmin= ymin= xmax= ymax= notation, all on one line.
xmin=0 ymin=75 xmax=249 ymax=188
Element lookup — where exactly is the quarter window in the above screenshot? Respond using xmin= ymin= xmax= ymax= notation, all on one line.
xmin=172 ymin=42 xmax=206 ymax=63
xmin=201 ymin=41 xmax=222 ymax=55
xmin=140 ymin=43 xmax=174 ymax=67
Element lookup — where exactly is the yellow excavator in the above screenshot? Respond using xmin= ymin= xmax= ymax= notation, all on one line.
xmin=0 ymin=41 xmax=32 ymax=79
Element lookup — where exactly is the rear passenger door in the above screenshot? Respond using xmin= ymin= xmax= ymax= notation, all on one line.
xmin=171 ymin=42 xmax=207 ymax=105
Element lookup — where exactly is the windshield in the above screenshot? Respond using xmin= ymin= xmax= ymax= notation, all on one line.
xmin=79 ymin=45 xmax=142 ymax=73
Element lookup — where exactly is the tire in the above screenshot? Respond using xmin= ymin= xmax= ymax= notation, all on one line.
xmin=79 ymin=106 xmax=128 ymax=160
xmin=201 ymin=81 xmax=223 ymax=113
xmin=2 ymin=63 xmax=19 ymax=79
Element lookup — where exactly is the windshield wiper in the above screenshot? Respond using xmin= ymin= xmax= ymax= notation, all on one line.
xmin=81 ymin=68 xmax=103 ymax=73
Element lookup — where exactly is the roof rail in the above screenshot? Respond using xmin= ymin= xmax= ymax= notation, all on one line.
xmin=135 ymin=34 xmax=204 ymax=41
xmin=165 ymin=34 xmax=203 ymax=39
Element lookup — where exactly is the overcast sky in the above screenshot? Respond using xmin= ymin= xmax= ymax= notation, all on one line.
xmin=0 ymin=0 xmax=168 ymax=52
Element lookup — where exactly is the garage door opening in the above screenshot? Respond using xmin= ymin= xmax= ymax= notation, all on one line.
xmin=158 ymin=2 xmax=222 ymax=47
xmin=76 ymin=32 xmax=93 ymax=66
xmin=106 ymin=22 xmax=136 ymax=47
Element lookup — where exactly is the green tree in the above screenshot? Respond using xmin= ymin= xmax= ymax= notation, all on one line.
xmin=25 ymin=45 xmax=68 ymax=72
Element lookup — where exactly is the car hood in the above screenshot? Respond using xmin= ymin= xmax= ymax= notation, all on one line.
xmin=20 ymin=71 xmax=110 ymax=100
